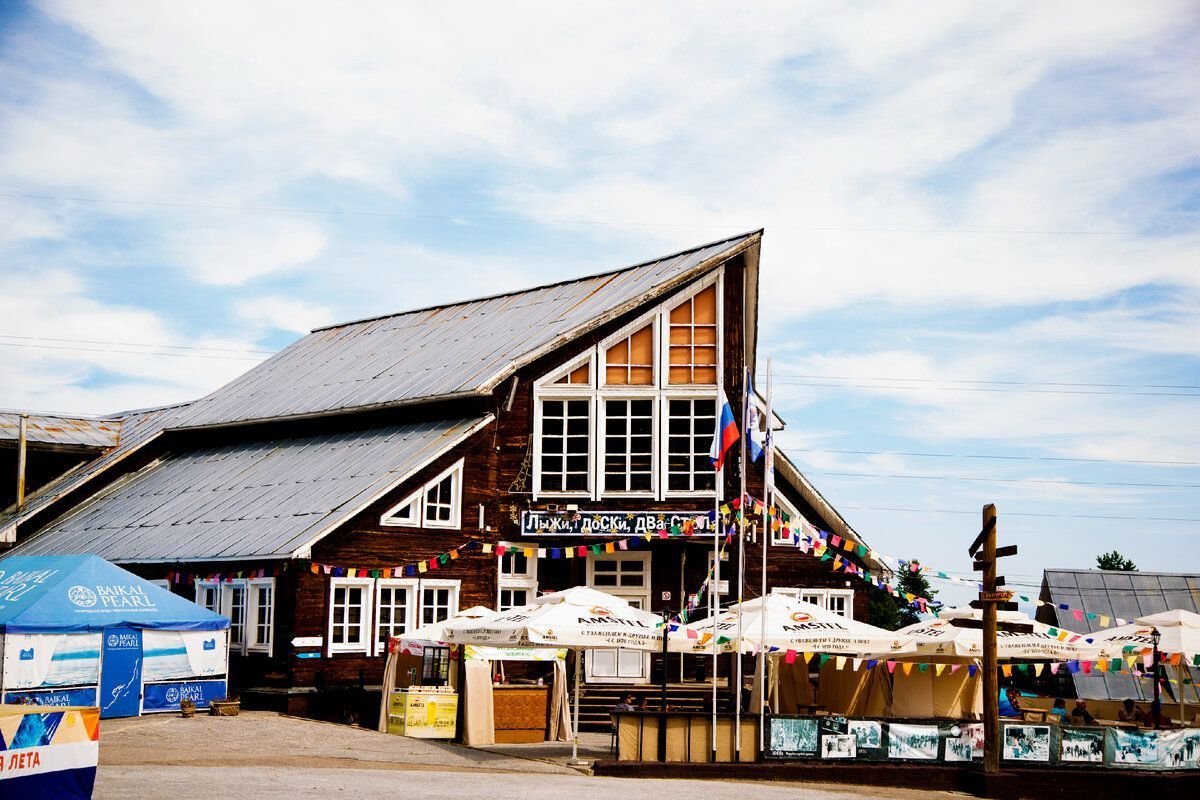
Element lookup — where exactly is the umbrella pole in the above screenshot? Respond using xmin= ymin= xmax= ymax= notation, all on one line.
xmin=571 ymin=650 xmax=582 ymax=763
xmin=712 ymin=492 xmax=720 ymax=761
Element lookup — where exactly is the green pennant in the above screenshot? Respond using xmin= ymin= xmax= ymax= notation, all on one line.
xmin=1110 ymin=659 xmax=1122 ymax=673
xmin=438 ymin=553 xmax=450 ymax=565
xmin=716 ymin=636 xmax=731 ymax=645
xmin=917 ymin=663 xmax=929 ymax=673
xmin=781 ymin=511 xmax=790 ymax=523
xmin=856 ymin=545 xmax=867 ymax=557
xmin=1016 ymin=664 xmax=1029 ymax=674
xmin=370 ymin=569 xmax=381 ymax=579
xmin=591 ymin=544 xmax=602 ymax=555
xmin=818 ymin=654 xmax=830 ymax=666
xmin=1194 ymin=655 xmax=1200 ymax=667
xmin=670 ymin=524 xmax=681 ymax=535
xmin=1047 ymin=628 xmax=1058 ymax=637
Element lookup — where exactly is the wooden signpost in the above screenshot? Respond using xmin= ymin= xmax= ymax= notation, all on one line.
xmin=969 ymin=503 xmax=1018 ymax=778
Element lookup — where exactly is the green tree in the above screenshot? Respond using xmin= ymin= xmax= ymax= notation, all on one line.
xmin=1096 ymin=550 xmax=1137 ymax=571
xmin=868 ymin=559 xmax=937 ymax=630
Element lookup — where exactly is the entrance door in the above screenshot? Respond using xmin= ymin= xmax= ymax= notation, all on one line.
xmin=585 ymin=553 xmax=651 ymax=683
xmin=99 ymin=626 xmax=143 ymax=718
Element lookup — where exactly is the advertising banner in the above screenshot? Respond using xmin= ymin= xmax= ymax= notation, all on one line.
xmin=387 ymin=690 xmax=459 ymax=738
xmin=2 ymin=633 xmax=101 ymax=689
xmin=0 ymin=706 xmax=99 ymax=800
xmin=98 ymin=626 xmax=142 ymax=719
xmin=463 ymin=645 xmax=567 ymax=662
xmin=142 ymin=629 xmax=227 ymax=682
xmin=142 ymin=679 xmax=228 ymax=712
xmin=3 ymin=687 xmax=98 ymax=708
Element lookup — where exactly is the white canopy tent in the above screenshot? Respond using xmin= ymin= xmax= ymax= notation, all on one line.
xmin=895 ymin=607 xmax=1117 ymax=661
xmin=444 ymin=586 xmax=667 ymax=761
xmin=1090 ymin=609 xmax=1200 ymax=724
xmin=668 ymin=593 xmax=915 ymax=657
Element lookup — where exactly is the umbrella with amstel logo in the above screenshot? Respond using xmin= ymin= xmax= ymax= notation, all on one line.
xmin=895 ymin=607 xmax=1115 ymax=660
xmin=1090 ymin=609 xmax=1200 ymax=660
xmin=668 ymin=593 xmax=915 ymax=656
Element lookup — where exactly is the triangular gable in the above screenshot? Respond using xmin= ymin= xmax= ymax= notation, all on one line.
xmin=0 ymin=555 xmax=228 ymax=633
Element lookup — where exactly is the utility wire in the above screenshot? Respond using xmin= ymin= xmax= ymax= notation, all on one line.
xmin=0 ymin=341 xmax=265 ymax=361
xmin=0 ymin=334 xmax=274 ymax=356
xmin=763 ymin=372 xmax=1200 ymax=391
xmin=786 ymin=447 xmax=1199 ymax=468
xmin=769 ymin=379 xmax=1199 ymax=398
xmin=806 ymin=469 xmax=1200 ymax=490
xmin=837 ymin=505 xmax=1200 ymax=523
xmin=0 ymin=191 xmax=1169 ymax=236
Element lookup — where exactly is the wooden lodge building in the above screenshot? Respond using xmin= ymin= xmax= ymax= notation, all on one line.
xmin=1 ymin=231 xmax=887 ymax=717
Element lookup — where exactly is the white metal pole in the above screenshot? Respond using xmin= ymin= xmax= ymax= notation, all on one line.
xmin=758 ymin=358 xmax=773 ymax=754
xmin=734 ymin=371 xmax=750 ymax=756
xmin=712 ymin=491 xmax=720 ymax=760
xmin=572 ymin=649 xmax=582 ymax=762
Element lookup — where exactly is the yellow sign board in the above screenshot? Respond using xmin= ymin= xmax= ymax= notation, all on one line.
xmin=979 ymin=590 xmax=1015 ymax=602
xmin=387 ymin=689 xmax=458 ymax=739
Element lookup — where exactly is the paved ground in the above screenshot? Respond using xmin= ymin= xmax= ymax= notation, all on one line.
xmin=95 ymin=712 xmax=956 ymax=799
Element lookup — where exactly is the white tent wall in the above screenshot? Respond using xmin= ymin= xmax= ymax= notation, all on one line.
xmin=461 ymin=660 xmax=495 ymax=746
xmin=2 ymin=632 xmax=100 ymax=694
xmin=887 ymin=660 xmax=983 ymax=719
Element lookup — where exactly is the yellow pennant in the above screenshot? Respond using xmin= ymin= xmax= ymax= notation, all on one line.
xmin=565 ymin=548 xmax=574 ymax=559
xmin=802 ymin=652 xmax=813 ymax=663
xmin=482 ymin=543 xmax=493 ymax=554
xmin=604 ymin=542 xmax=615 ymax=553
xmin=1033 ymin=663 xmax=1044 ymax=677
xmin=1099 ymin=615 xmax=1110 ymax=627
xmin=523 ymin=547 xmax=534 ymax=558
xmin=417 ymin=561 xmax=428 ymax=573
xmin=901 ymin=663 xmax=913 ymax=676
xmin=934 ymin=664 xmax=946 ymax=676
xmin=1001 ymin=665 xmax=1012 ymax=677
xmin=835 ymin=656 xmax=847 ymax=670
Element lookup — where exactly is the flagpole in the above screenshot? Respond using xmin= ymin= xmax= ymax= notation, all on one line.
xmin=712 ymin=486 xmax=720 ymax=761
xmin=734 ymin=369 xmax=751 ymax=757
xmin=758 ymin=358 xmax=773 ymax=753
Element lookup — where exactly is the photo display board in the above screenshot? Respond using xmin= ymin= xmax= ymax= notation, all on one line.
xmin=764 ymin=716 xmax=1200 ymax=771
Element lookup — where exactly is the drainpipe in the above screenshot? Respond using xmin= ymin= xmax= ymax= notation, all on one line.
xmin=16 ymin=414 xmax=28 ymax=509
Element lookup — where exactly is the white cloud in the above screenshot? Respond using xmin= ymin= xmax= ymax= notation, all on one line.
xmin=233 ymin=296 xmax=334 ymax=335
xmin=168 ymin=220 xmax=327 ymax=286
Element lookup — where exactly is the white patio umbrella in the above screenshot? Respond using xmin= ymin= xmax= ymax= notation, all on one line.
xmin=897 ymin=607 xmax=1116 ymax=661
xmin=669 ymin=593 xmax=915 ymax=657
xmin=443 ymin=586 xmax=667 ymax=762
xmin=1090 ymin=609 xmax=1200 ymax=723
xmin=399 ymin=605 xmax=495 ymax=651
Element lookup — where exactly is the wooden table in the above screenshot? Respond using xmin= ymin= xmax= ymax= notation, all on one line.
xmin=492 ymin=685 xmax=549 ymax=743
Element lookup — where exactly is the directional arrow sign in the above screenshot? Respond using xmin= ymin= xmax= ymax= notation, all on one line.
xmin=979 ymin=591 xmax=1015 ymax=602
xmin=995 ymin=545 xmax=1019 ymax=559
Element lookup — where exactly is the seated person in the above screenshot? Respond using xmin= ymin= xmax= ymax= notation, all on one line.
xmin=999 ymin=688 xmax=1022 ymax=718
xmin=1069 ymin=699 xmax=1096 ymax=725
xmin=1117 ymin=698 xmax=1153 ymax=725
xmin=1048 ymin=698 xmax=1068 ymax=720
xmin=612 ymin=694 xmax=636 ymax=713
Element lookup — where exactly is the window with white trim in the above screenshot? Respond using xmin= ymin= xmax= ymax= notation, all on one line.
xmin=419 ymin=582 xmax=459 ymax=626
xmin=220 ymin=581 xmax=248 ymax=648
xmin=149 ymin=578 xmax=171 ymax=591
xmin=381 ymin=490 xmax=421 ymax=526
xmin=776 ymin=587 xmax=854 ymax=619
xmin=195 ymin=581 xmax=219 ymax=613
xmin=499 ymin=550 xmax=538 ymax=611
xmin=665 ymin=397 xmax=716 ymax=493
xmin=602 ymin=398 xmax=654 ymax=493
xmin=539 ymin=399 xmax=591 ymax=493
xmin=374 ymin=580 xmax=415 ymax=655
xmin=329 ymin=578 xmax=373 ymax=654
xmin=530 ymin=274 xmax=724 ymax=501
xmin=423 ymin=462 xmax=462 ymax=528
xmin=247 ymin=578 xmax=275 ymax=654
xmin=772 ymin=495 xmax=803 ymax=545
xmin=706 ymin=552 xmax=730 ymax=596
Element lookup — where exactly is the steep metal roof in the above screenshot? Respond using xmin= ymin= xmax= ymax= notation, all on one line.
xmin=172 ymin=232 xmax=760 ymax=430
xmin=8 ymin=416 xmax=492 ymax=563
xmin=0 ymin=411 xmax=120 ymax=449
xmin=1039 ymin=569 xmax=1200 ymax=701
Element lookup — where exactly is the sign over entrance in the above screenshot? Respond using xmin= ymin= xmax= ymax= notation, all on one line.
xmin=520 ymin=510 xmax=716 ymax=537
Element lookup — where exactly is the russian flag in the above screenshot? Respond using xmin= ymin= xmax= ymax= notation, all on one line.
xmin=709 ymin=387 xmax=740 ymax=470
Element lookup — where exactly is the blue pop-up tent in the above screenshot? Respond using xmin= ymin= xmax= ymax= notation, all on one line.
xmin=0 ymin=555 xmax=230 ymax=717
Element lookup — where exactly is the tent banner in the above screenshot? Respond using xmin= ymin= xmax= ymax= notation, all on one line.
xmin=2 ymin=633 xmax=100 ymax=690
xmin=765 ymin=716 xmax=1200 ymax=770
xmin=0 ymin=705 xmax=99 ymax=800
xmin=3 ymin=687 xmax=98 ymax=708
xmin=463 ymin=645 xmax=567 ymax=662
xmin=143 ymin=630 xmax=227 ymax=682
xmin=142 ymin=679 xmax=227 ymax=712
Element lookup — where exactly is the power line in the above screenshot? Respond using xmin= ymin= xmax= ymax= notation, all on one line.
xmin=765 ymin=372 xmax=1200 ymax=391
xmin=0 ymin=341 xmax=264 ymax=361
xmin=786 ymin=447 xmax=1199 ymax=468
xmin=0 ymin=334 xmax=274 ymax=356
xmin=838 ymin=505 xmax=1200 ymax=523
xmin=806 ymin=469 xmax=1200 ymax=490
xmin=0 ymin=191 xmax=1167 ymax=236
xmin=770 ymin=379 xmax=1199 ymax=398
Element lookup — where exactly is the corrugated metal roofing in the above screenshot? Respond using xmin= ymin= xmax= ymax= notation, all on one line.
xmin=0 ymin=411 xmax=120 ymax=449
xmin=172 ymin=232 xmax=759 ymax=430
xmin=9 ymin=416 xmax=492 ymax=563
xmin=1040 ymin=569 xmax=1200 ymax=701
xmin=0 ymin=404 xmax=185 ymax=533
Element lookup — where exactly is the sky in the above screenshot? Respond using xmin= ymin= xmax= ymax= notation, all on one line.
xmin=1 ymin=1 xmax=1197 ymax=608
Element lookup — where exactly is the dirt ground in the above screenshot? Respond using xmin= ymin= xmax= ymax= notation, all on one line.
xmin=94 ymin=712 xmax=957 ymax=799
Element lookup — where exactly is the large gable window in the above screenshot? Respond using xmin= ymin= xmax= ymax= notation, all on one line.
xmin=668 ymin=284 xmax=718 ymax=385
xmin=531 ymin=274 xmax=724 ymax=501
xmin=603 ymin=398 xmax=654 ymax=493
xmin=666 ymin=397 xmax=716 ymax=493
xmin=604 ymin=324 xmax=655 ymax=385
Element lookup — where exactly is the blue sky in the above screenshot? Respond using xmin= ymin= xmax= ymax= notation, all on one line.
xmin=1 ymin=2 xmax=1197 ymax=607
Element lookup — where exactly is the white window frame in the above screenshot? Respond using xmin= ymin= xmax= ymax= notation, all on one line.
xmin=422 ymin=460 xmax=463 ymax=529
xmin=706 ymin=551 xmax=730 ymax=596
xmin=417 ymin=579 xmax=460 ymax=628
xmin=533 ymin=395 xmax=594 ymax=498
xmin=661 ymin=394 xmax=719 ymax=497
xmin=381 ymin=489 xmax=422 ymax=526
xmin=775 ymin=587 xmax=854 ymax=619
xmin=498 ymin=548 xmax=539 ymax=611
xmin=149 ymin=578 xmax=171 ymax=591
xmin=247 ymin=578 xmax=275 ymax=655
xmin=220 ymin=580 xmax=248 ymax=650
xmin=598 ymin=394 xmax=658 ymax=497
xmin=586 ymin=551 xmax=651 ymax=598
xmin=772 ymin=494 xmax=803 ymax=546
xmin=194 ymin=581 xmax=220 ymax=613
xmin=374 ymin=579 xmax=417 ymax=656
xmin=530 ymin=269 xmax=725 ymax=502
xmin=328 ymin=577 xmax=374 ymax=655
